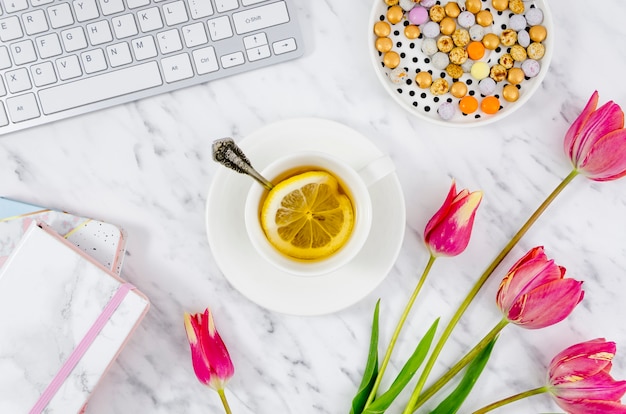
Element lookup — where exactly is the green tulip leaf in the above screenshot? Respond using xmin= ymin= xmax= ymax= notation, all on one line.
xmin=362 ymin=318 xmax=440 ymax=414
xmin=429 ymin=335 xmax=499 ymax=414
xmin=350 ymin=300 xmax=381 ymax=414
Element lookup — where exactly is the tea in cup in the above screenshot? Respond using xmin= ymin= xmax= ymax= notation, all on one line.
xmin=244 ymin=151 xmax=394 ymax=276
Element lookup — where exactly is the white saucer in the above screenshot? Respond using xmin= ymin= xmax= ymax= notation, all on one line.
xmin=205 ymin=118 xmax=406 ymax=316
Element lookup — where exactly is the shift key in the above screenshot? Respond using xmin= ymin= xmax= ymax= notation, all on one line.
xmin=232 ymin=1 xmax=289 ymax=35
xmin=38 ymin=62 xmax=163 ymax=115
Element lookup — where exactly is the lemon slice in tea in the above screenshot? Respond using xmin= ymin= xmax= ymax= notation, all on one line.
xmin=260 ymin=171 xmax=354 ymax=260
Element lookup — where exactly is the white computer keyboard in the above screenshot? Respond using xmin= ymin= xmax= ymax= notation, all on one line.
xmin=0 ymin=0 xmax=303 ymax=135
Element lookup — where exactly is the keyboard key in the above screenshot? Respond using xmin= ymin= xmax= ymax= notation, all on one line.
xmin=186 ymin=0 xmax=212 ymax=19
xmin=246 ymin=44 xmax=269 ymax=62
xmin=182 ymin=21 xmax=207 ymax=47
xmin=30 ymin=0 xmax=54 ymax=6
xmin=38 ymin=61 xmax=163 ymax=114
xmin=272 ymin=37 xmax=295 ymax=54
xmin=126 ymin=0 xmax=150 ymax=9
xmin=106 ymin=41 xmax=132 ymax=66
xmin=5 ymin=67 xmax=32 ymax=93
xmin=86 ymin=20 xmax=113 ymax=45
xmin=131 ymin=35 xmax=157 ymax=60
xmin=232 ymin=1 xmax=288 ymax=34
xmin=98 ymin=0 xmax=124 ymax=15
xmin=0 ymin=15 xmax=23 ymax=41
xmin=0 ymin=46 xmax=11 ymax=69
xmin=215 ymin=0 xmax=237 ymax=13
xmin=206 ymin=15 xmax=232 ymax=41
xmin=0 ymin=102 xmax=8 ymax=127
xmin=47 ymin=3 xmax=74 ymax=28
xmin=30 ymin=61 xmax=57 ymax=86
xmin=10 ymin=39 xmax=37 ymax=65
xmin=138 ymin=7 xmax=163 ymax=32
xmin=220 ymin=51 xmax=243 ymax=68
xmin=0 ymin=77 xmax=6 ymax=96
xmin=163 ymin=0 xmax=187 ymax=26
xmin=112 ymin=13 xmax=138 ymax=38
xmin=241 ymin=0 xmax=268 ymax=5
xmin=161 ymin=52 xmax=192 ymax=82
xmin=56 ymin=54 xmax=82 ymax=80
xmin=35 ymin=32 xmax=62 ymax=58
xmin=81 ymin=48 xmax=107 ymax=73
xmin=156 ymin=28 xmax=182 ymax=54
xmin=4 ymin=0 xmax=29 ymax=13
xmin=22 ymin=9 xmax=49 ymax=34
xmin=6 ymin=92 xmax=40 ymax=122
xmin=61 ymin=27 xmax=88 ymax=51
xmin=191 ymin=45 xmax=217 ymax=74
xmin=243 ymin=32 xmax=266 ymax=48
xmin=73 ymin=0 xmax=100 ymax=22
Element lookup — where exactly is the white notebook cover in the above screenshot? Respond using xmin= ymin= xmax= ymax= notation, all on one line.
xmin=0 ymin=222 xmax=149 ymax=413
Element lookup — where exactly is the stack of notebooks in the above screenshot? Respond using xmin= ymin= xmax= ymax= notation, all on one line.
xmin=0 ymin=197 xmax=150 ymax=413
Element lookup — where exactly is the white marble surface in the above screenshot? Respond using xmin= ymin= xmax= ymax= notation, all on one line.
xmin=2 ymin=0 xmax=626 ymax=413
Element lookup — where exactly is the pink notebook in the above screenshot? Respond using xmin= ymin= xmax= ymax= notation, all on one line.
xmin=0 ymin=222 xmax=149 ymax=413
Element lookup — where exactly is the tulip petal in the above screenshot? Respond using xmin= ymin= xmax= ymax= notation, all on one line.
xmin=497 ymin=257 xmax=564 ymax=312
xmin=424 ymin=181 xmax=457 ymax=239
xmin=564 ymin=91 xmax=599 ymax=161
xmin=553 ymin=371 xmax=626 ymax=401
xmin=571 ymin=101 xmax=625 ymax=166
xmin=550 ymin=339 xmax=616 ymax=382
xmin=184 ymin=312 xmax=214 ymax=385
xmin=555 ymin=398 xmax=626 ymax=414
xmin=507 ymin=279 xmax=584 ymax=329
xmin=578 ymin=128 xmax=626 ymax=181
xmin=201 ymin=309 xmax=235 ymax=388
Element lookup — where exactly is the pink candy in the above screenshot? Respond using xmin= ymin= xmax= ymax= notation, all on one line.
xmin=408 ymin=6 xmax=429 ymax=25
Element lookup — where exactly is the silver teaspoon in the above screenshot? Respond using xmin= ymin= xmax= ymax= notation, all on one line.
xmin=212 ymin=138 xmax=274 ymax=190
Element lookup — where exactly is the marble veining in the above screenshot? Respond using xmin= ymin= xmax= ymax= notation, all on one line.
xmin=1 ymin=0 xmax=626 ymax=413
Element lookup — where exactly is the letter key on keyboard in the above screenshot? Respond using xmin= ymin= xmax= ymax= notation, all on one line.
xmin=0 ymin=0 xmax=303 ymax=135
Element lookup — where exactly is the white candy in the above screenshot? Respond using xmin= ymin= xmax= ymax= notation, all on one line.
xmin=525 ymin=8 xmax=544 ymax=25
xmin=421 ymin=38 xmax=438 ymax=55
xmin=432 ymin=52 xmax=450 ymax=70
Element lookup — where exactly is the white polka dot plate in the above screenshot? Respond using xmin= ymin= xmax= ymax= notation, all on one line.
xmin=368 ymin=0 xmax=553 ymax=127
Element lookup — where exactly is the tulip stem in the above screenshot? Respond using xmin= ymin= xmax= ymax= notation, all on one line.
xmin=471 ymin=386 xmax=548 ymax=413
xmin=405 ymin=169 xmax=579 ymax=412
xmin=411 ymin=318 xmax=509 ymax=410
xmin=217 ymin=389 xmax=233 ymax=414
xmin=364 ymin=254 xmax=437 ymax=409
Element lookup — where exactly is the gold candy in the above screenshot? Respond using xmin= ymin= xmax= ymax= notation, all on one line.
xmin=387 ymin=5 xmax=404 ymax=24
xmin=529 ymin=25 xmax=547 ymax=42
xmin=500 ymin=29 xmax=517 ymax=46
xmin=507 ymin=67 xmax=525 ymax=84
xmin=527 ymin=42 xmax=546 ymax=59
xmin=449 ymin=46 xmax=468 ymax=65
xmin=450 ymin=81 xmax=468 ymax=98
xmin=384 ymin=0 xmax=399 ymax=5
xmin=499 ymin=53 xmax=514 ymax=69
xmin=404 ymin=25 xmax=421 ymax=39
xmin=383 ymin=51 xmax=400 ymax=69
xmin=465 ymin=0 xmax=481 ymax=14
xmin=429 ymin=5 xmax=446 ymax=22
xmin=509 ymin=0 xmax=525 ymax=14
xmin=437 ymin=35 xmax=454 ymax=53
xmin=491 ymin=0 xmax=508 ymax=11
xmin=502 ymin=84 xmax=520 ymax=102
xmin=430 ymin=78 xmax=450 ymax=96
xmin=444 ymin=2 xmax=461 ymax=18
xmin=476 ymin=10 xmax=493 ymax=27
xmin=510 ymin=44 xmax=527 ymax=61
xmin=452 ymin=28 xmax=470 ymax=47
xmin=415 ymin=71 xmax=433 ymax=89
xmin=490 ymin=64 xmax=507 ymax=82
xmin=373 ymin=21 xmax=391 ymax=37
xmin=440 ymin=17 xmax=456 ymax=35
xmin=446 ymin=64 xmax=464 ymax=80
xmin=482 ymin=33 xmax=500 ymax=50
xmin=375 ymin=37 xmax=393 ymax=53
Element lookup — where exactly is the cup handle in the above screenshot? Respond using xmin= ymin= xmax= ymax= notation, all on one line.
xmin=358 ymin=156 xmax=396 ymax=187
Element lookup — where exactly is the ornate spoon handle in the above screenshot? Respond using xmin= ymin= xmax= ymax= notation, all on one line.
xmin=212 ymin=138 xmax=274 ymax=190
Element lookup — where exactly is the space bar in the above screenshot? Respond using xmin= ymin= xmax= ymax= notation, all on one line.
xmin=39 ymin=62 xmax=163 ymax=115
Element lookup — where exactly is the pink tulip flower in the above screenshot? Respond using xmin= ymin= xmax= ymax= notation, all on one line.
xmin=424 ymin=180 xmax=482 ymax=257
xmin=548 ymin=338 xmax=626 ymax=413
xmin=184 ymin=308 xmax=234 ymax=391
xmin=496 ymin=246 xmax=584 ymax=329
xmin=564 ymin=90 xmax=626 ymax=181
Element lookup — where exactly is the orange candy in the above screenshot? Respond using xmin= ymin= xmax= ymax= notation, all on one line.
xmin=467 ymin=41 xmax=485 ymax=60
xmin=481 ymin=96 xmax=500 ymax=114
xmin=459 ymin=95 xmax=479 ymax=114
